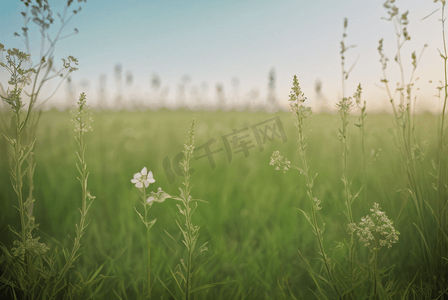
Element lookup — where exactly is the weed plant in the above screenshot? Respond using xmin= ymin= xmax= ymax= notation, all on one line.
xmin=1 ymin=1 xmax=448 ymax=299
xmin=0 ymin=1 xmax=106 ymax=299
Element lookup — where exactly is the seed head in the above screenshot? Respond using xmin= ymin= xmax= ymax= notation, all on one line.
xmin=71 ymin=92 xmax=93 ymax=133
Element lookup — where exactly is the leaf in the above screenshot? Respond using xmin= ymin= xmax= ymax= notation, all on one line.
xmin=147 ymin=218 xmax=157 ymax=230
xmin=431 ymin=159 xmax=438 ymax=171
xmin=1 ymin=134 xmax=16 ymax=147
xmin=158 ymin=275 xmax=179 ymax=300
xmin=296 ymin=208 xmax=313 ymax=228
xmin=87 ymin=263 xmax=104 ymax=282
xmin=191 ymin=198 xmax=209 ymax=203
xmin=189 ymin=280 xmax=236 ymax=293
xmin=134 ymin=207 xmax=147 ymax=227
xmin=192 ymin=250 xmax=218 ymax=277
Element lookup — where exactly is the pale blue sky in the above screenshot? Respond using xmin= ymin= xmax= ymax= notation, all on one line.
xmin=0 ymin=0 xmax=445 ymax=112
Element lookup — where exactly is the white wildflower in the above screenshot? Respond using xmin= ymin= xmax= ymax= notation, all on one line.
xmin=131 ymin=167 xmax=155 ymax=188
xmin=270 ymin=151 xmax=291 ymax=173
xmin=146 ymin=187 xmax=171 ymax=204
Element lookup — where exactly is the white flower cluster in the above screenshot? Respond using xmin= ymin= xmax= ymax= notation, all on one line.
xmin=269 ymin=151 xmax=291 ymax=173
xmin=348 ymin=202 xmax=399 ymax=250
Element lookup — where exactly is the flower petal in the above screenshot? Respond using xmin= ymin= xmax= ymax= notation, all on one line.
xmin=144 ymin=180 xmax=150 ymax=188
xmin=136 ymin=182 xmax=143 ymax=188
xmin=141 ymin=167 xmax=148 ymax=176
xmin=147 ymin=171 xmax=155 ymax=183
xmin=146 ymin=196 xmax=155 ymax=203
xmin=134 ymin=173 xmax=142 ymax=179
xmin=131 ymin=179 xmax=139 ymax=183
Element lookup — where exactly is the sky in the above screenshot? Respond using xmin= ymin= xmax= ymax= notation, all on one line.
xmin=0 ymin=0 xmax=446 ymax=113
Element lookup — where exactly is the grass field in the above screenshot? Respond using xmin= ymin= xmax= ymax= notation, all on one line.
xmin=0 ymin=108 xmax=442 ymax=299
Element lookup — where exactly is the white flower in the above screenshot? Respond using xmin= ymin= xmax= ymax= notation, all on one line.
xmin=270 ymin=151 xmax=291 ymax=173
xmin=131 ymin=167 xmax=155 ymax=188
xmin=146 ymin=187 xmax=170 ymax=204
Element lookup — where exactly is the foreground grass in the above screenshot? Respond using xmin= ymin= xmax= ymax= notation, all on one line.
xmin=0 ymin=109 xmax=441 ymax=299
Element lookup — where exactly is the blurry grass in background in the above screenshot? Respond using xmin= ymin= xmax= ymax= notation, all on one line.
xmin=0 ymin=109 xmax=439 ymax=299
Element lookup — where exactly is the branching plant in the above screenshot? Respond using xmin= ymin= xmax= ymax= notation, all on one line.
xmin=0 ymin=0 xmax=84 ymax=219
xmin=162 ymin=119 xmax=230 ymax=300
xmin=0 ymin=1 xmax=106 ymax=299
xmin=377 ymin=1 xmax=448 ymax=297
xmin=337 ymin=18 xmax=364 ymax=293
xmin=270 ymin=76 xmax=340 ymax=299
xmin=433 ymin=0 xmax=448 ymax=286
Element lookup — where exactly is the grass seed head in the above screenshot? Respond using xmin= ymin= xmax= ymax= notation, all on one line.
xmin=71 ymin=92 xmax=93 ymax=133
xmin=289 ymin=75 xmax=312 ymax=125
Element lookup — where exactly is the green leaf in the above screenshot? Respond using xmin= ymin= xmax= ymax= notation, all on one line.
xmin=147 ymin=218 xmax=157 ymax=230
xmin=87 ymin=263 xmax=104 ymax=282
xmin=189 ymin=280 xmax=236 ymax=293
xmin=134 ymin=207 xmax=146 ymax=227
xmin=1 ymin=133 xmax=16 ymax=147
xmin=158 ymin=275 xmax=179 ymax=300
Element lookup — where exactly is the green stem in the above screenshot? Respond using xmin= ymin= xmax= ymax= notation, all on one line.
xmin=185 ymin=186 xmax=192 ymax=300
xmin=147 ymin=232 xmax=151 ymax=298
xmin=142 ymin=186 xmax=152 ymax=299
xmin=373 ymin=247 xmax=378 ymax=299
xmin=15 ymin=111 xmax=26 ymax=250
xmin=298 ymin=119 xmax=341 ymax=299
xmin=437 ymin=2 xmax=448 ymax=267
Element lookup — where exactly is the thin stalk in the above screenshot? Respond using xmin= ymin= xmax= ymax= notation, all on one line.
xmin=297 ymin=119 xmax=341 ymax=299
xmin=183 ymin=161 xmax=192 ymax=300
xmin=373 ymin=247 xmax=378 ymax=299
xmin=435 ymin=1 xmax=448 ymax=273
xmin=143 ymin=185 xmax=152 ymax=299
xmin=14 ymin=111 xmax=26 ymax=251
xmin=50 ymin=93 xmax=94 ymax=298
xmin=178 ymin=120 xmax=195 ymax=300
xmin=341 ymin=110 xmax=356 ymax=288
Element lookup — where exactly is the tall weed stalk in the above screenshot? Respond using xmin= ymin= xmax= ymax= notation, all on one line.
xmin=271 ymin=76 xmax=341 ymax=299
xmin=164 ymin=119 xmax=230 ymax=300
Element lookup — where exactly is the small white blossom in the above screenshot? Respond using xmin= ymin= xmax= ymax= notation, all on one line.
xmin=131 ymin=167 xmax=155 ymax=188
xmin=270 ymin=151 xmax=291 ymax=173
xmin=313 ymin=197 xmax=322 ymax=211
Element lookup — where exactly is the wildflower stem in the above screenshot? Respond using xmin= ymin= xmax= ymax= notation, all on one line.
xmin=299 ymin=131 xmax=340 ymax=299
xmin=50 ymin=93 xmax=95 ymax=297
xmin=184 ymin=154 xmax=193 ymax=300
xmin=373 ymin=246 xmax=378 ymax=299
xmin=178 ymin=119 xmax=195 ymax=300
xmin=143 ymin=185 xmax=152 ymax=299
xmin=288 ymin=76 xmax=341 ymax=299
xmin=437 ymin=1 xmax=448 ymax=267
xmin=339 ymin=19 xmax=357 ymax=288
xmin=14 ymin=111 xmax=28 ymax=256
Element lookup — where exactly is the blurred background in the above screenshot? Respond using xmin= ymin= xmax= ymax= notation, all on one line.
xmin=0 ymin=0 xmax=445 ymax=113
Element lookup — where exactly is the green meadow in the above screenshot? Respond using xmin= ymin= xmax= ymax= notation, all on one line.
xmin=0 ymin=109 xmax=442 ymax=299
